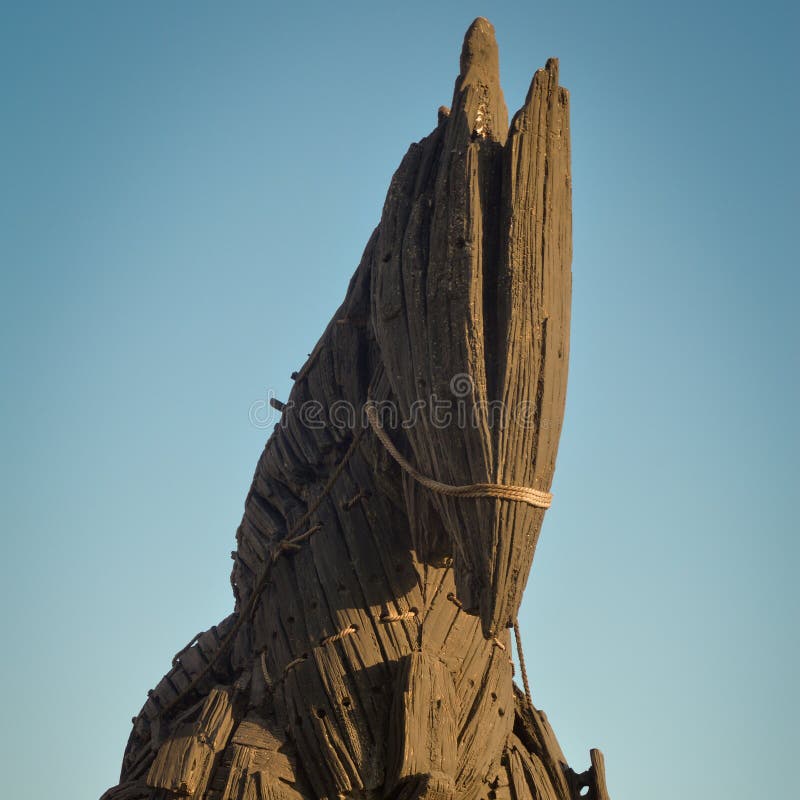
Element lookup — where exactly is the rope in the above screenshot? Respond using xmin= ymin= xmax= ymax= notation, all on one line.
xmin=290 ymin=524 xmax=323 ymax=545
xmin=379 ymin=609 xmax=418 ymax=623
xmin=513 ymin=618 xmax=533 ymax=710
xmin=171 ymin=631 xmax=202 ymax=667
xmin=155 ymin=393 xmax=542 ymax=722
xmin=282 ymin=654 xmax=308 ymax=676
xmin=281 ymin=622 xmax=359 ymax=678
xmin=446 ymin=592 xmax=463 ymax=609
xmin=259 ymin=650 xmax=271 ymax=687
xmin=319 ymin=625 xmax=358 ymax=646
xmin=447 ymin=591 xmax=515 ymax=672
xmin=367 ymin=400 xmax=539 ymax=710
xmin=153 ymin=426 xmax=365 ymax=720
xmin=342 ymin=488 xmax=370 ymax=510
xmin=365 ymin=405 xmax=552 ymax=509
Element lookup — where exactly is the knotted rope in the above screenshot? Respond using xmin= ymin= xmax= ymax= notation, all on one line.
xmin=365 ymin=405 xmax=552 ymax=509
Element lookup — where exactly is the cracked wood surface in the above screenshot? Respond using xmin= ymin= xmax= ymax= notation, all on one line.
xmin=101 ymin=17 xmax=610 ymax=800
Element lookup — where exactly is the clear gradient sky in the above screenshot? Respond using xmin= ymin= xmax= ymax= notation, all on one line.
xmin=1 ymin=2 xmax=797 ymax=799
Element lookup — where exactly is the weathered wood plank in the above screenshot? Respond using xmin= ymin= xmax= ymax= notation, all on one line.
xmin=386 ymin=651 xmax=457 ymax=800
xmin=506 ymin=733 xmax=562 ymax=800
xmin=146 ymin=686 xmax=234 ymax=796
xmin=213 ymin=715 xmax=311 ymax=800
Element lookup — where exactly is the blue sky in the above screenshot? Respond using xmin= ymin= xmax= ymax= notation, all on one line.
xmin=1 ymin=2 xmax=797 ymax=798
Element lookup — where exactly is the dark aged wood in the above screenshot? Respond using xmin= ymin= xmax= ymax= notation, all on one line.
xmin=102 ymin=18 xmax=610 ymax=800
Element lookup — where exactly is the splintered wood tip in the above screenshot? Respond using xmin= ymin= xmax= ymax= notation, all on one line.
xmin=460 ymin=17 xmax=499 ymax=78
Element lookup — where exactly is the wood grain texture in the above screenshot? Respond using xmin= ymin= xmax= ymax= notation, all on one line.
xmin=102 ymin=17 xmax=610 ymax=800
xmin=146 ymin=687 xmax=235 ymax=796
xmin=386 ymin=652 xmax=457 ymax=800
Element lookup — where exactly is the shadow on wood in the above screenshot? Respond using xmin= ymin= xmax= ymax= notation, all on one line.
xmin=101 ymin=17 xmax=611 ymax=800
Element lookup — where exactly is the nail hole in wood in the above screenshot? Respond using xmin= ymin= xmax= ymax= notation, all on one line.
xmin=342 ymin=696 xmax=352 ymax=708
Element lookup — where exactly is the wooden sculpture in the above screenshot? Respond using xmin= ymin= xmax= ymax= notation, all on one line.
xmin=102 ymin=18 xmax=611 ymax=800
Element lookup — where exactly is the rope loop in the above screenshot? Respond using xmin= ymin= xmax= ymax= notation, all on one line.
xmin=365 ymin=404 xmax=552 ymax=509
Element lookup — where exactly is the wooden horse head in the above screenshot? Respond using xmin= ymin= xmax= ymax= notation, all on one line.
xmin=236 ymin=18 xmax=571 ymax=639
xmin=107 ymin=19 xmax=596 ymax=800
